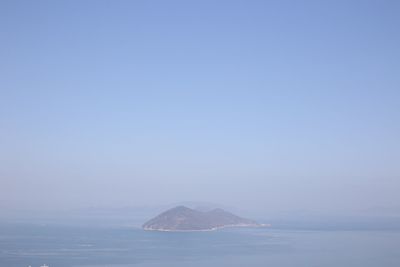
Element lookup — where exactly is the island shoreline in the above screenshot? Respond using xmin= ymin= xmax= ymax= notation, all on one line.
xmin=143 ymin=223 xmax=271 ymax=232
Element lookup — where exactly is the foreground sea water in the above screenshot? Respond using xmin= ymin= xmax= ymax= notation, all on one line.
xmin=1 ymin=223 xmax=400 ymax=267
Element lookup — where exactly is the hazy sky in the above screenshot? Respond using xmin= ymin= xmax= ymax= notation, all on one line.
xmin=1 ymin=0 xmax=399 ymax=214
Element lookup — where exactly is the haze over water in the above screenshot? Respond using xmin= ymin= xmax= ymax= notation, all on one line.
xmin=1 ymin=0 xmax=400 ymax=215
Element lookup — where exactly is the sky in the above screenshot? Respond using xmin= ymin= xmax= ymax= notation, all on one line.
xmin=1 ymin=0 xmax=399 ymax=215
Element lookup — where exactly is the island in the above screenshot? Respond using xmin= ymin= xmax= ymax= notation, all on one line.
xmin=142 ymin=205 xmax=263 ymax=231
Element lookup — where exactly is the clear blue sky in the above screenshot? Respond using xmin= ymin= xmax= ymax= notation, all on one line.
xmin=1 ymin=0 xmax=399 ymax=214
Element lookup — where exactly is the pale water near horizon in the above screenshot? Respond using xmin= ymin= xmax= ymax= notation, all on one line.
xmin=1 ymin=223 xmax=400 ymax=267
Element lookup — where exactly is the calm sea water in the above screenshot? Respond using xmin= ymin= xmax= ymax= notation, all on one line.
xmin=1 ymin=223 xmax=400 ymax=267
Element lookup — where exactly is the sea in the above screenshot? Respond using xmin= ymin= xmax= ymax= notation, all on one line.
xmin=1 ymin=223 xmax=400 ymax=267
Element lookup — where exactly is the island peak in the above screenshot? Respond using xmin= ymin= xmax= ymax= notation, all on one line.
xmin=142 ymin=206 xmax=262 ymax=231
